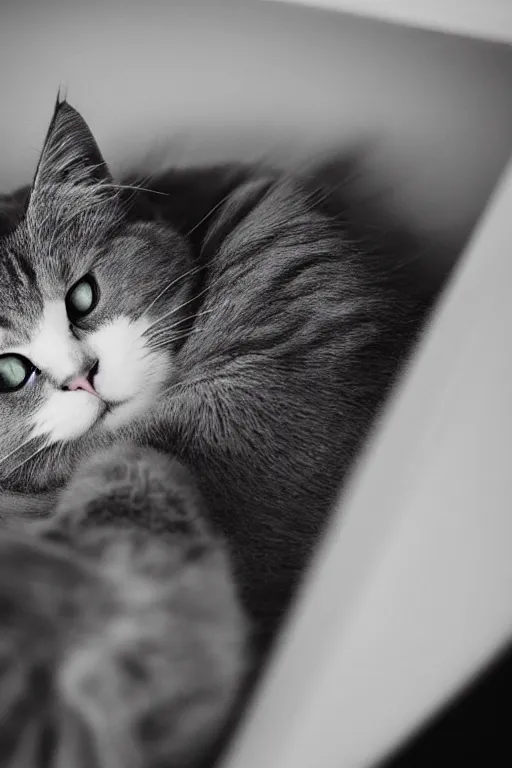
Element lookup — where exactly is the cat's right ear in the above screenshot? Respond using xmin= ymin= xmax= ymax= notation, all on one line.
xmin=27 ymin=96 xmax=112 ymax=208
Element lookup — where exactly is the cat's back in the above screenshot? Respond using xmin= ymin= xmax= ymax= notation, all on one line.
xmin=128 ymin=158 xmax=437 ymax=641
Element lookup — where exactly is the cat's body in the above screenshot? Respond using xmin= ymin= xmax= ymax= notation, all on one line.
xmin=0 ymin=100 xmax=436 ymax=766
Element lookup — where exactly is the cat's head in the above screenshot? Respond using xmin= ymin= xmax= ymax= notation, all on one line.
xmin=0 ymin=98 xmax=192 ymax=489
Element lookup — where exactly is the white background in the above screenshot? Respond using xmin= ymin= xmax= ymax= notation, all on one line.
xmin=266 ymin=0 xmax=512 ymax=44
xmin=1 ymin=0 xmax=512 ymax=266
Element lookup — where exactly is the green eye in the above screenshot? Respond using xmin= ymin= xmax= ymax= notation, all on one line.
xmin=66 ymin=274 xmax=99 ymax=322
xmin=71 ymin=282 xmax=93 ymax=312
xmin=0 ymin=354 xmax=35 ymax=393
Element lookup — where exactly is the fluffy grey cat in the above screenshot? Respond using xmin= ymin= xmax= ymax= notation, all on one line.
xmin=0 ymin=98 xmax=436 ymax=766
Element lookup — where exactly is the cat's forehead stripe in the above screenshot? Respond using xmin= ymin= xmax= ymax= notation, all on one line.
xmin=0 ymin=242 xmax=44 ymax=339
xmin=0 ymin=247 xmax=36 ymax=287
xmin=0 ymin=314 xmax=13 ymax=331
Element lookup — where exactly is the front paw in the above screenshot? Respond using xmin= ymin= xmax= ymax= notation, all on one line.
xmin=49 ymin=443 xmax=210 ymax=541
xmin=0 ymin=531 xmax=96 ymax=765
xmin=0 ymin=527 xmax=246 ymax=768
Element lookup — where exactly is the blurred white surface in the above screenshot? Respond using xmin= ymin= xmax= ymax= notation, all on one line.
xmin=223 ymin=154 xmax=512 ymax=768
xmin=0 ymin=0 xmax=511 ymax=260
xmin=222 ymin=9 xmax=512 ymax=767
xmin=266 ymin=0 xmax=512 ymax=44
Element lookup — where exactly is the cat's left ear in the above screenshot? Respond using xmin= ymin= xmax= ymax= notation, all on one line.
xmin=29 ymin=97 xmax=112 ymax=203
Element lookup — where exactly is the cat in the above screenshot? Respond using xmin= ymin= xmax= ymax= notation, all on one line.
xmin=0 ymin=97 xmax=437 ymax=766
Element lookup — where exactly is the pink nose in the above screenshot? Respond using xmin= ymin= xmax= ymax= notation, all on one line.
xmin=66 ymin=376 xmax=98 ymax=396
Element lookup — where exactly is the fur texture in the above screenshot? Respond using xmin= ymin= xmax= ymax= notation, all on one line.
xmin=0 ymin=446 xmax=245 ymax=768
xmin=0 ymin=98 xmax=437 ymax=765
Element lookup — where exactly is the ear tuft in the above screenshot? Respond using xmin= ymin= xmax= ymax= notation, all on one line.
xmin=30 ymin=99 xmax=112 ymax=200
xmin=56 ymin=84 xmax=68 ymax=108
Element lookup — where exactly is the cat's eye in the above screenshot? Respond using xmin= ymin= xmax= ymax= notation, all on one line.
xmin=0 ymin=354 xmax=36 ymax=393
xmin=66 ymin=274 xmax=99 ymax=322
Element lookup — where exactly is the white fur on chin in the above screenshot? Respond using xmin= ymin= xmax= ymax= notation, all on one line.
xmin=31 ymin=389 xmax=103 ymax=443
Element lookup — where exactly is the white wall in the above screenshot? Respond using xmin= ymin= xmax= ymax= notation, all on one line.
xmin=268 ymin=0 xmax=512 ymax=44
xmin=1 ymin=0 xmax=511 ymax=262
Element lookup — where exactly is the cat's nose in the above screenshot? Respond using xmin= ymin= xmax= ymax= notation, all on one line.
xmin=62 ymin=360 xmax=99 ymax=395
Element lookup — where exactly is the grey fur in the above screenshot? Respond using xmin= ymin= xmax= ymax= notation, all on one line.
xmin=0 ymin=98 xmax=436 ymax=765
xmin=0 ymin=446 xmax=245 ymax=768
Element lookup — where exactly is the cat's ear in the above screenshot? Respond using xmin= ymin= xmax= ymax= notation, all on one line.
xmin=29 ymin=96 xmax=112 ymax=202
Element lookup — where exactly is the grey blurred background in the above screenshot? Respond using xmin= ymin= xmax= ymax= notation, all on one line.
xmin=1 ymin=0 xmax=511 ymax=266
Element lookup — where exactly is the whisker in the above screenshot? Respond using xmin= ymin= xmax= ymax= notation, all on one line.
xmin=146 ymin=309 xmax=214 ymax=339
xmin=142 ymin=263 xmax=206 ymax=321
xmin=0 ymin=435 xmax=37 ymax=469
xmin=150 ymin=327 xmax=204 ymax=345
xmin=161 ymin=378 xmax=188 ymax=399
xmin=105 ymin=182 xmax=170 ymax=197
xmin=45 ymin=441 xmax=65 ymax=486
xmin=106 ymin=174 xmax=156 ymax=209
xmin=4 ymin=441 xmax=50 ymax=480
xmin=147 ymin=327 xmax=204 ymax=351
xmin=186 ymin=190 xmax=233 ymax=237
xmin=143 ymin=285 xmax=211 ymax=337
xmin=161 ymin=372 xmax=213 ymax=399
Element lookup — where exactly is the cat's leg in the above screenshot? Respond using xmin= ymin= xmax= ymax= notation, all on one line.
xmin=0 ymin=444 xmax=247 ymax=768
xmin=0 ymin=489 xmax=59 ymax=522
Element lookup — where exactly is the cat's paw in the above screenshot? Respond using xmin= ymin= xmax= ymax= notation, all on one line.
xmin=0 ymin=531 xmax=98 ymax=765
xmin=50 ymin=443 xmax=210 ymax=540
xmin=0 ymin=527 xmax=246 ymax=767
